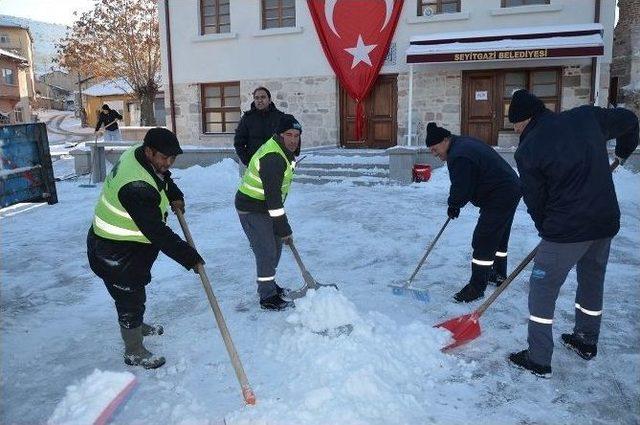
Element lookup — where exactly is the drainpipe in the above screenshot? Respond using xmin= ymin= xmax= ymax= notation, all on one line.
xmin=590 ymin=0 xmax=601 ymax=105
xmin=164 ymin=0 xmax=177 ymax=131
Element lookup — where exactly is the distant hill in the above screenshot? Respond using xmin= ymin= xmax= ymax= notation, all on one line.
xmin=0 ymin=15 xmax=68 ymax=76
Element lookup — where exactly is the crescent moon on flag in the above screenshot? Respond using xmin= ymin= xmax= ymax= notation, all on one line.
xmin=325 ymin=0 xmax=394 ymax=37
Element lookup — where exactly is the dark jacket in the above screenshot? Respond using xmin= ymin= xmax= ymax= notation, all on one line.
xmin=235 ymin=135 xmax=295 ymax=237
xmin=514 ymin=106 xmax=639 ymax=243
xmin=447 ymin=135 xmax=521 ymax=210
xmin=95 ymin=109 xmax=123 ymax=131
xmin=234 ymin=102 xmax=285 ymax=165
xmin=87 ymin=147 xmax=201 ymax=285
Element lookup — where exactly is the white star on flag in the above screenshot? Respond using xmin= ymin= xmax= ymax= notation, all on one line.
xmin=344 ymin=35 xmax=377 ymax=69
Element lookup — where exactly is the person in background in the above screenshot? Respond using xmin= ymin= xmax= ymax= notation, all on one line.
xmin=234 ymin=87 xmax=285 ymax=166
xmin=95 ymin=104 xmax=123 ymax=141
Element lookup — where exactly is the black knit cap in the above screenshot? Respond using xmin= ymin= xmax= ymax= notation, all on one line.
xmin=508 ymin=89 xmax=546 ymax=123
xmin=276 ymin=114 xmax=302 ymax=134
xmin=425 ymin=122 xmax=451 ymax=147
xmin=143 ymin=127 xmax=183 ymax=156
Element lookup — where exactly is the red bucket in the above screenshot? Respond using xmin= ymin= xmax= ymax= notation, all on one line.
xmin=412 ymin=164 xmax=432 ymax=182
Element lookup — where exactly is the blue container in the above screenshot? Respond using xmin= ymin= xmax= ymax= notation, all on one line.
xmin=0 ymin=123 xmax=58 ymax=208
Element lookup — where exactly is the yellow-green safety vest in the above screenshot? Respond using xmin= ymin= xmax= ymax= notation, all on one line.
xmin=92 ymin=145 xmax=169 ymax=243
xmin=238 ymin=137 xmax=294 ymax=201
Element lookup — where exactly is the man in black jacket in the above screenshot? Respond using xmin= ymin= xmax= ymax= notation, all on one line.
xmin=234 ymin=87 xmax=285 ymax=165
xmin=425 ymin=122 xmax=521 ymax=303
xmin=95 ymin=104 xmax=123 ymax=141
xmin=87 ymin=128 xmax=204 ymax=369
xmin=236 ymin=114 xmax=301 ymax=311
xmin=507 ymin=89 xmax=638 ymax=378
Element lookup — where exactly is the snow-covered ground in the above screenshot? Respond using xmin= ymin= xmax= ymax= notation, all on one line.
xmin=1 ymin=159 xmax=638 ymax=425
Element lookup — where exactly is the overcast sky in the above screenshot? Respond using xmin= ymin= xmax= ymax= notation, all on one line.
xmin=0 ymin=0 xmax=94 ymax=26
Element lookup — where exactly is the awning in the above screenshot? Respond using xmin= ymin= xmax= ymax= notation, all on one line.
xmin=406 ymin=23 xmax=604 ymax=64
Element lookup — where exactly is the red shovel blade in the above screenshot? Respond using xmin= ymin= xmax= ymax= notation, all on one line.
xmin=434 ymin=311 xmax=481 ymax=351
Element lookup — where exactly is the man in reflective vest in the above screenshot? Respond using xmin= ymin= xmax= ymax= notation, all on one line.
xmin=235 ymin=114 xmax=301 ymax=311
xmin=426 ymin=122 xmax=522 ymax=303
xmin=87 ymin=127 xmax=204 ymax=369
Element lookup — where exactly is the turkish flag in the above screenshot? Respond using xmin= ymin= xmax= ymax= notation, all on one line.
xmin=307 ymin=0 xmax=404 ymax=141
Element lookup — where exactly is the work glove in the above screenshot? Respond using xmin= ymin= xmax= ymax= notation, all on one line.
xmin=171 ymin=199 xmax=185 ymax=214
xmin=273 ymin=215 xmax=293 ymax=240
xmin=447 ymin=206 xmax=460 ymax=219
xmin=615 ymin=155 xmax=626 ymax=166
xmin=190 ymin=250 xmax=206 ymax=275
xmin=281 ymin=235 xmax=293 ymax=245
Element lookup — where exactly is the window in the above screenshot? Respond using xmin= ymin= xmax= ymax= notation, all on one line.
xmin=418 ymin=0 xmax=460 ymax=16
xmin=0 ymin=35 xmax=9 ymax=43
xmin=501 ymin=69 xmax=560 ymax=129
xmin=14 ymin=107 xmax=23 ymax=123
xmin=262 ymin=0 xmax=295 ymax=30
xmin=200 ymin=0 xmax=230 ymax=35
xmin=501 ymin=0 xmax=550 ymax=7
xmin=2 ymin=68 xmax=15 ymax=85
xmin=201 ymin=82 xmax=240 ymax=134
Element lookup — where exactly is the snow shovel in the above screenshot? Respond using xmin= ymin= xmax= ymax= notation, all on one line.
xmin=435 ymin=246 xmax=538 ymax=350
xmin=389 ymin=218 xmax=451 ymax=303
xmin=175 ymin=209 xmax=256 ymax=405
xmin=286 ymin=239 xmax=338 ymax=300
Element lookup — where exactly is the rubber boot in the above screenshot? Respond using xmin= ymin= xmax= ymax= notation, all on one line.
xmin=489 ymin=256 xmax=507 ymax=286
xmin=142 ymin=323 xmax=164 ymax=336
xmin=120 ymin=326 xmax=166 ymax=369
xmin=454 ymin=263 xmax=490 ymax=303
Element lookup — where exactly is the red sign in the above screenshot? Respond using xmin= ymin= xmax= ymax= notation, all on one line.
xmin=307 ymin=0 xmax=404 ymax=140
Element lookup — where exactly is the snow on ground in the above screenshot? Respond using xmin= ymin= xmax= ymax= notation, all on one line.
xmin=1 ymin=158 xmax=639 ymax=425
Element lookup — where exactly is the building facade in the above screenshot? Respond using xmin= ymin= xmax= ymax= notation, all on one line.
xmin=158 ymin=0 xmax=615 ymax=149
xmin=610 ymin=0 xmax=640 ymax=115
xmin=0 ymin=24 xmax=36 ymax=123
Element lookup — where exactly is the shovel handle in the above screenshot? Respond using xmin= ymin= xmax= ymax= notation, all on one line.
xmin=406 ymin=217 xmax=451 ymax=285
xmin=475 ymin=159 xmax=619 ymax=317
xmin=175 ymin=210 xmax=256 ymax=405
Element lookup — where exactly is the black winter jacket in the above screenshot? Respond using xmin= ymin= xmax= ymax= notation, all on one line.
xmin=447 ymin=135 xmax=521 ymax=210
xmin=514 ymin=106 xmax=639 ymax=243
xmin=95 ymin=109 xmax=123 ymax=131
xmin=87 ymin=147 xmax=201 ymax=285
xmin=234 ymin=102 xmax=285 ymax=165
xmin=235 ymin=136 xmax=296 ymax=237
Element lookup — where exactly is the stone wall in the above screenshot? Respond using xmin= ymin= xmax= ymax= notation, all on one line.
xmin=397 ymin=69 xmax=462 ymax=146
xmin=169 ymin=76 xmax=339 ymax=148
xmin=611 ymin=0 xmax=640 ymax=112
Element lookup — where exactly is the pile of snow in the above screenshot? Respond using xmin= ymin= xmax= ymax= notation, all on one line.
xmin=47 ymin=369 xmax=136 ymax=425
xmin=287 ymin=288 xmax=361 ymax=334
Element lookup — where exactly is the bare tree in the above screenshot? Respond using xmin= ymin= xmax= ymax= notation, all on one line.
xmin=55 ymin=0 xmax=161 ymax=126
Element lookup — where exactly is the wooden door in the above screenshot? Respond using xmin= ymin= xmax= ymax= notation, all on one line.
xmin=340 ymin=74 xmax=397 ymax=149
xmin=462 ymin=72 xmax=498 ymax=146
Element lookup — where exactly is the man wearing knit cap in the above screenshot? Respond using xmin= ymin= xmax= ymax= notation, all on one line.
xmin=236 ymin=114 xmax=302 ymax=311
xmin=87 ymin=127 xmax=205 ymax=369
xmin=507 ymin=89 xmax=638 ymax=378
xmin=426 ymin=122 xmax=521 ymax=303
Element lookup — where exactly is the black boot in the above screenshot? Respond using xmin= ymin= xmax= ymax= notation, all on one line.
xmin=142 ymin=323 xmax=164 ymax=336
xmin=260 ymin=294 xmax=294 ymax=311
xmin=508 ymin=349 xmax=552 ymax=378
xmin=453 ymin=282 xmax=485 ymax=303
xmin=561 ymin=333 xmax=597 ymax=360
xmin=489 ymin=256 xmax=507 ymax=286
xmin=454 ymin=263 xmax=489 ymax=302
xmin=120 ymin=326 xmax=166 ymax=369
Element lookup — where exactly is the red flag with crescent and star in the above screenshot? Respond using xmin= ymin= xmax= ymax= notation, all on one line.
xmin=307 ymin=0 xmax=404 ymax=140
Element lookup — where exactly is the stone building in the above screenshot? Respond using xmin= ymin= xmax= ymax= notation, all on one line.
xmin=158 ymin=0 xmax=616 ymax=149
xmin=610 ymin=0 xmax=640 ymax=115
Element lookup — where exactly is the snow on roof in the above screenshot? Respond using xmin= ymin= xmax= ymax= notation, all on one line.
xmin=0 ymin=47 xmax=27 ymax=62
xmin=83 ymin=78 xmax=133 ymax=97
xmin=409 ymin=23 xmax=603 ymax=44
xmin=406 ymin=34 xmax=604 ymax=56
